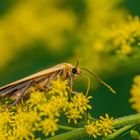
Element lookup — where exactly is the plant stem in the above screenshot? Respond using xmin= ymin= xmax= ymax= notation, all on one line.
xmin=47 ymin=128 xmax=86 ymax=140
xmin=58 ymin=125 xmax=76 ymax=131
xmin=102 ymin=125 xmax=134 ymax=140
xmin=113 ymin=114 xmax=140 ymax=128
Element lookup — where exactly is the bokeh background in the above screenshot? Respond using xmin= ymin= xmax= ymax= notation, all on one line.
xmin=0 ymin=0 xmax=140 ymax=139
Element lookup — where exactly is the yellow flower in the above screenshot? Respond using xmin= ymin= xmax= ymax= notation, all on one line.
xmin=85 ymin=120 xmax=101 ymax=138
xmin=71 ymin=93 xmax=92 ymax=113
xmin=41 ymin=118 xmax=58 ymax=136
xmin=66 ymin=106 xmax=82 ymax=124
xmin=66 ymin=93 xmax=92 ymax=124
xmin=49 ymin=76 xmax=68 ymax=97
xmin=12 ymin=124 xmax=34 ymax=140
xmin=85 ymin=114 xmax=114 ymax=138
xmin=110 ymin=16 xmax=140 ymax=56
xmin=133 ymin=75 xmax=140 ymax=85
xmin=119 ymin=44 xmax=133 ymax=55
xmin=49 ymin=95 xmax=69 ymax=112
xmin=0 ymin=110 xmax=12 ymax=126
xmin=38 ymin=102 xmax=59 ymax=118
xmin=12 ymin=108 xmax=40 ymax=139
xmin=98 ymin=114 xmax=114 ymax=136
xmin=27 ymin=91 xmax=47 ymax=106
xmin=130 ymin=75 xmax=140 ymax=113
xmin=0 ymin=131 xmax=7 ymax=140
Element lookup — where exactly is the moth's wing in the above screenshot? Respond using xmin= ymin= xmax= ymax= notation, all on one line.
xmin=0 ymin=64 xmax=66 ymax=91
xmin=0 ymin=81 xmax=29 ymax=97
xmin=0 ymin=72 xmax=59 ymax=97
xmin=0 ymin=64 xmax=68 ymax=96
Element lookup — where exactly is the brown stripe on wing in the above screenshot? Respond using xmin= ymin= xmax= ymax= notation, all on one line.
xmin=0 ymin=81 xmax=28 ymax=97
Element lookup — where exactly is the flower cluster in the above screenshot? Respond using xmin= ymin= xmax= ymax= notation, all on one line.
xmin=66 ymin=93 xmax=92 ymax=124
xmin=110 ymin=16 xmax=140 ymax=56
xmin=0 ymin=77 xmax=92 ymax=139
xmin=129 ymin=75 xmax=140 ymax=113
xmin=85 ymin=114 xmax=115 ymax=138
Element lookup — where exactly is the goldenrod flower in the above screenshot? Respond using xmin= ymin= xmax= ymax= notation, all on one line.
xmin=0 ymin=131 xmax=7 ymax=140
xmin=66 ymin=107 xmax=82 ymax=124
xmin=12 ymin=108 xmax=40 ymax=139
xmin=119 ymin=44 xmax=133 ymax=55
xmin=130 ymin=75 xmax=140 ymax=113
xmin=41 ymin=118 xmax=58 ymax=136
xmin=38 ymin=102 xmax=59 ymax=118
xmin=85 ymin=114 xmax=114 ymax=138
xmin=49 ymin=76 xmax=68 ymax=97
xmin=27 ymin=91 xmax=47 ymax=106
xmin=71 ymin=93 xmax=92 ymax=113
xmin=110 ymin=16 xmax=140 ymax=56
xmin=49 ymin=95 xmax=69 ymax=112
xmin=0 ymin=110 xmax=12 ymax=139
xmin=98 ymin=114 xmax=114 ymax=136
xmin=12 ymin=124 xmax=34 ymax=140
xmin=85 ymin=120 xmax=101 ymax=138
xmin=0 ymin=110 xmax=12 ymax=126
xmin=66 ymin=93 xmax=92 ymax=124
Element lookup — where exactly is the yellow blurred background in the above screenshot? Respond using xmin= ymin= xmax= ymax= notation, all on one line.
xmin=0 ymin=1 xmax=140 ymax=139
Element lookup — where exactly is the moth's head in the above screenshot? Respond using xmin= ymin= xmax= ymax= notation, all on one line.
xmin=71 ymin=60 xmax=81 ymax=75
xmin=71 ymin=67 xmax=81 ymax=75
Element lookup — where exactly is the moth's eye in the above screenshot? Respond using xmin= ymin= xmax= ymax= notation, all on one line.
xmin=72 ymin=68 xmax=77 ymax=74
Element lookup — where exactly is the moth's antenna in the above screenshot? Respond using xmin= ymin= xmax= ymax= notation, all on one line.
xmin=75 ymin=59 xmax=79 ymax=68
xmin=81 ymin=68 xmax=116 ymax=94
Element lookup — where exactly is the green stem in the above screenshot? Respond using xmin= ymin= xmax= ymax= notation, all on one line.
xmin=102 ymin=125 xmax=134 ymax=140
xmin=113 ymin=114 xmax=140 ymax=128
xmin=47 ymin=128 xmax=86 ymax=140
xmin=58 ymin=125 xmax=76 ymax=131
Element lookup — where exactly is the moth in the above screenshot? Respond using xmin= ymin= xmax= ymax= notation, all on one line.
xmin=0 ymin=63 xmax=116 ymax=109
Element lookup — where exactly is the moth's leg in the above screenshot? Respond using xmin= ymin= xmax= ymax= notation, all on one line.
xmin=85 ymin=76 xmax=91 ymax=97
xmin=67 ymin=73 xmax=79 ymax=94
xmin=80 ymin=75 xmax=91 ymax=96
xmin=7 ymin=80 xmax=32 ymax=109
xmin=32 ymin=82 xmax=48 ymax=92
xmin=67 ymin=74 xmax=72 ymax=89
xmin=54 ymin=70 xmax=63 ymax=80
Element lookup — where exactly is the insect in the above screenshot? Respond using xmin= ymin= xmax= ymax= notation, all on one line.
xmin=0 ymin=62 xmax=116 ymax=109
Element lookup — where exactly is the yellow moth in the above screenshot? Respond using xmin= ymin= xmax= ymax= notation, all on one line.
xmin=0 ymin=63 xmax=115 ymax=108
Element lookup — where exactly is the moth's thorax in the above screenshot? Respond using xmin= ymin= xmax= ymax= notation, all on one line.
xmin=61 ymin=63 xmax=73 ymax=70
xmin=62 ymin=63 xmax=81 ymax=75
